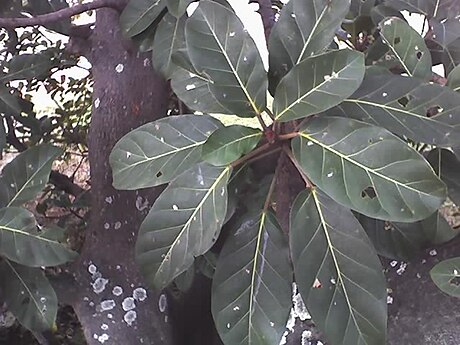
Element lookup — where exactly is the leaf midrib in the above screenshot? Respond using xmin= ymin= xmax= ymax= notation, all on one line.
xmin=128 ymin=0 xmax=162 ymax=34
xmin=155 ymin=166 xmax=230 ymax=280
xmin=197 ymin=6 xmax=260 ymax=115
xmin=0 ymin=223 xmax=62 ymax=245
xmin=299 ymin=132 xmax=437 ymax=198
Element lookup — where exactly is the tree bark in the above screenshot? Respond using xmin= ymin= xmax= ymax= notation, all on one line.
xmin=67 ymin=6 xmax=174 ymax=345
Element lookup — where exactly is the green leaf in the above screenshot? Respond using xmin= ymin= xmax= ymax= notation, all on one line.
xmin=120 ymin=0 xmax=166 ymax=37
xmin=0 ymin=207 xmax=77 ymax=267
xmin=166 ymin=0 xmax=194 ymax=17
xmin=212 ymin=211 xmax=292 ymax=345
xmin=3 ymin=54 xmax=54 ymax=82
xmin=378 ymin=17 xmax=432 ymax=80
xmin=274 ymin=50 xmax=365 ymax=122
xmin=427 ymin=149 xmax=460 ymax=206
xmin=0 ymin=86 xmax=21 ymax=115
xmin=292 ymin=116 xmax=447 ymax=222
xmin=152 ymin=13 xmax=186 ymax=79
xmin=333 ymin=74 xmax=460 ymax=147
xmin=136 ymin=163 xmax=231 ymax=290
xmin=0 ymin=144 xmax=63 ymax=208
xmin=268 ymin=0 xmax=350 ymax=89
xmin=24 ymin=0 xmax=70 ymax=34
xmin=185 ymin=1 xmax=267 ymax=117
xmin=0 ymin=260 xmax=57 ymax=331
xmin=429 ymin=17 xmax=460 ymax=47
xmin=370 ymin=4 xmax=406 ymax=25
xmin=351 ymin=0 xmax=376 ymax=16
xmin=357 ymin=212 xmax=454 ymax=261
xmin=290 ymin=189 xmax=387 ymax=345
xmin=430 ymin=257 xmax=460 ymax=297
xmin=384 ymin=0 xmax=460 ymax=19
xmin=170 ymin=50 xmax=234 ymax=114
xmin=202 ymin=125 xmax=262 ymax=166
xmin=447 ymin=65 xmax=460 ymax=92
xmin=110 ymin=115 xmax=221 ymax=190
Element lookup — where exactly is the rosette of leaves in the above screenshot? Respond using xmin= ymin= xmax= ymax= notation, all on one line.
xmin=0 ymin=144 xmax=77 ymax=332
xmin=113 ymin=1 xmax=460 ymax=344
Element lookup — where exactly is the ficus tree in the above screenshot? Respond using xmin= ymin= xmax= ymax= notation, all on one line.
xmin=1 ymin=0 xmax=460 ymax=345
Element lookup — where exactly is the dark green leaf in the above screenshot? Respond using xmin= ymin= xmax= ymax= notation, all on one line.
xmin=447 ymin=65 xmax=460 ymax=92
xmin=110 ymin=115 xmax=222 ymax=189
xmin=166 ymin=0 xmax=194 ymax=17
xmin=24 ymin=0 xmax=70 ymax=34
xmin=0 ymin=260 xmax=57 ymax=331
xmin=120 ymin=0 xmax=166 ymax=37
xmin=357 ymin=211 xmax=454 ymax=260
xmin=429 ymin=17 xmax=460 ymax=47
xmin=0 ymin=144 xmax=63 ymax=208
xmin=3 ymin=54 xmax=54 ymax=82
xmin=196 ymin=251 xmax=217 ymax=279
xmin=378 ymin=17 xmax=432 ymax=80
xmin=136 ymin=163 xmax=231 ymax=290
xmin=0 ymin=207 xmax=77 ymax=267
xmin=268 ymin=0 xmax=350 ymax=89
xmin=185 ymin=1 xmax=267 ymax=117
xmin=292 ymin=116 xmax=447 ymax=222
xmin=170 ymin=50 xmax=234 ymax=114
xmin=430 ymin=257 xmax=460 ymax=297
xmin=351 ymin=0 xmax=376 ymax=16
xmin=274 ymin=50 xmax=365 ymax=122
xmin=202 ymin=125 xmax=262 ymax=166
xmin=212 ymin=211 xmax=292 ymax=345
xmin=174 ymin=262 xmax=195 ymax=292
xmin=370 ymin=4 xmax=406 ymax=25
xmin=0 ymin=117 xmax=5 ymax=151
xmin=152 ymin=13 xmax=186 ymax=79
xmin=290 ymin=189 xmax=387 ymax=345
xmin=0 ymin=86 xmax=21 ymax=116
xmin=384 ymin=0 xmax=460 ymax=19
xmin=427 ymin=149 xmax=460 ymax=205
xmin=332 ymin=74 xmax=460 ymax=147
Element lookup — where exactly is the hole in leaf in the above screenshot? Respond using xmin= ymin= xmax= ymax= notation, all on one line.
xmin=361 ymin=187 xmax=377 ymax=199
xmin=397 ymin=96 xmax=410 ymax=107
xmin=416 ymin=51 xmax=423 ymax=60
xmin=156 ymin=171 xmax=163 ymax=178
xmin=394 ymin=37 xmax=401 ymax=44
xmin=426 ymin=105 xmax=443 ymax=117
xmin=449 ymin=276 xmax=460 ymax=286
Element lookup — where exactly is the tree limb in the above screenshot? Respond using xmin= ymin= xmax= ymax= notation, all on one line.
xmin=251 ymin=0 xmax=275 ymax=42
xmin=0 ymin=0 xmax=123 ymax=29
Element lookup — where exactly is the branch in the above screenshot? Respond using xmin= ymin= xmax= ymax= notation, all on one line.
xmin=0 ymin=0 xmax=122 ymax=29
xmin=252 ymin=0 xmax=275 ymax=42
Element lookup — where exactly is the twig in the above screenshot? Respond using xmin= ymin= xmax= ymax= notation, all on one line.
xmin=252 ymin=0 xmax=275 ymax=42
xmin=282 ymin=145 xmax=312 ymax=188
xmin=231 ymin=142 xmax=272 ymax=168
xmin=277 ymin=132 xmax=298 ymax=141
xmin=0 ymin=0 xmax=122 ymax=28
xmin=263 ymin=154 xmax=283 ymax=211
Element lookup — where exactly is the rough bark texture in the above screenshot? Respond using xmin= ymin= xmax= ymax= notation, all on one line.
xmin=67 ymin=6 xmax=174 ymax=345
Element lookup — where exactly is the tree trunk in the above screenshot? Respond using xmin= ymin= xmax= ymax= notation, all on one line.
xmin=67 ymin=6 xmax=174 ymax=345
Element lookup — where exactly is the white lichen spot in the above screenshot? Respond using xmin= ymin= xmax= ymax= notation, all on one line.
xmin=40 ymin=297 xmax=46 ymax=303
xmin=233 ymin=306 xmax=240 ymax=311
xmin=172 ymin=204 xmax=179 ymax=210
xmin=122 ymin=297 xmax=136 ymax=311
xmin=115 ymin=63 xmax=124 ymax=73
xmin=327 ymin=172 xmax=334 ymax=178
xmin=93 ymin=278 xmax=109 ymax=294
xmin=158 ymin=294 xmax=167 ymax=313
xmin=382 ymin=92 xmax=388 ymax=97
xmin=226 ymin=323 xmax=231 ymax=329
xmin=454 ymin=269 xmax=459 ymax=276
xmin=307 ymin=141 xmax=313 ymax=146
xmin=324 ymin=74 xmax=331 ymax=82
xmin=301 ymin=330 xmax=312 ymax=345
xmin=101 ymin=323 xmax=109 ymax=331
xmin=124 ymin=310 xmax=137 ymax=326
xmin=270 ymin=321 xmax=275 ymax=327
xmin=133 ymin=287 xmax=147 ymax=302
xmin=155 ymin=123 xmax=160 ymax=130
xmin=104 ymin=223 xmax=110 ymax=230
xmin=100 ymin=300 xmax=116 ymax=311
xmin=143 ymin=58 xmax=150 ymax=67
xmin=221 ymin=187 xmax=225 ymax=196
xmin=105 ymin=196 xmax=113 ymax=204
xmin=390 ymin=260 xmax=398 ymax=267
xmin=98 ymin=333 xmax=109 ymax=344
xmin=229 ymin=32 xmax=235 ymax=37
xmin=107 ymin=313 xmax=113 ymax=319
xmin=245 ymin=268 xmax=251 ymax=274
xmin=114 ymin=221 xmax=122 ymax=230
xmin=126 ymin=152 xmax=131 ymax=159
xmin=93 ymin=334 xmax=98 ymax=340
xmin=383 ymin=18 xmax=393 ymax=26
xmin=186 ymin=84 xmax=196 ymax=91
xmin=396 ymin=262 xmax=407 ymax=275
xmin=94 ymin=98 xmax=101 ymax=109
xmin=243 ymin=56 xmax=248 ymax=62
xmin=88 ymin=264 xmax=97 ymax=274
xmin=330 ymin=277 xmax=336 ymax=285
xmin=429 ymin=249 xmax=437 ymax=256
xmin=112 ymin=286 xmax=123 ymax=296
xmin=291 ymin=13 xmax=296 ymax=18
xmin=387 ymin=295 xmax=394 ymax=304
xmin=136 ymin=196 xmax=149 ymax=211
xmin=160 ymin=137 xmax=164 ymax=143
